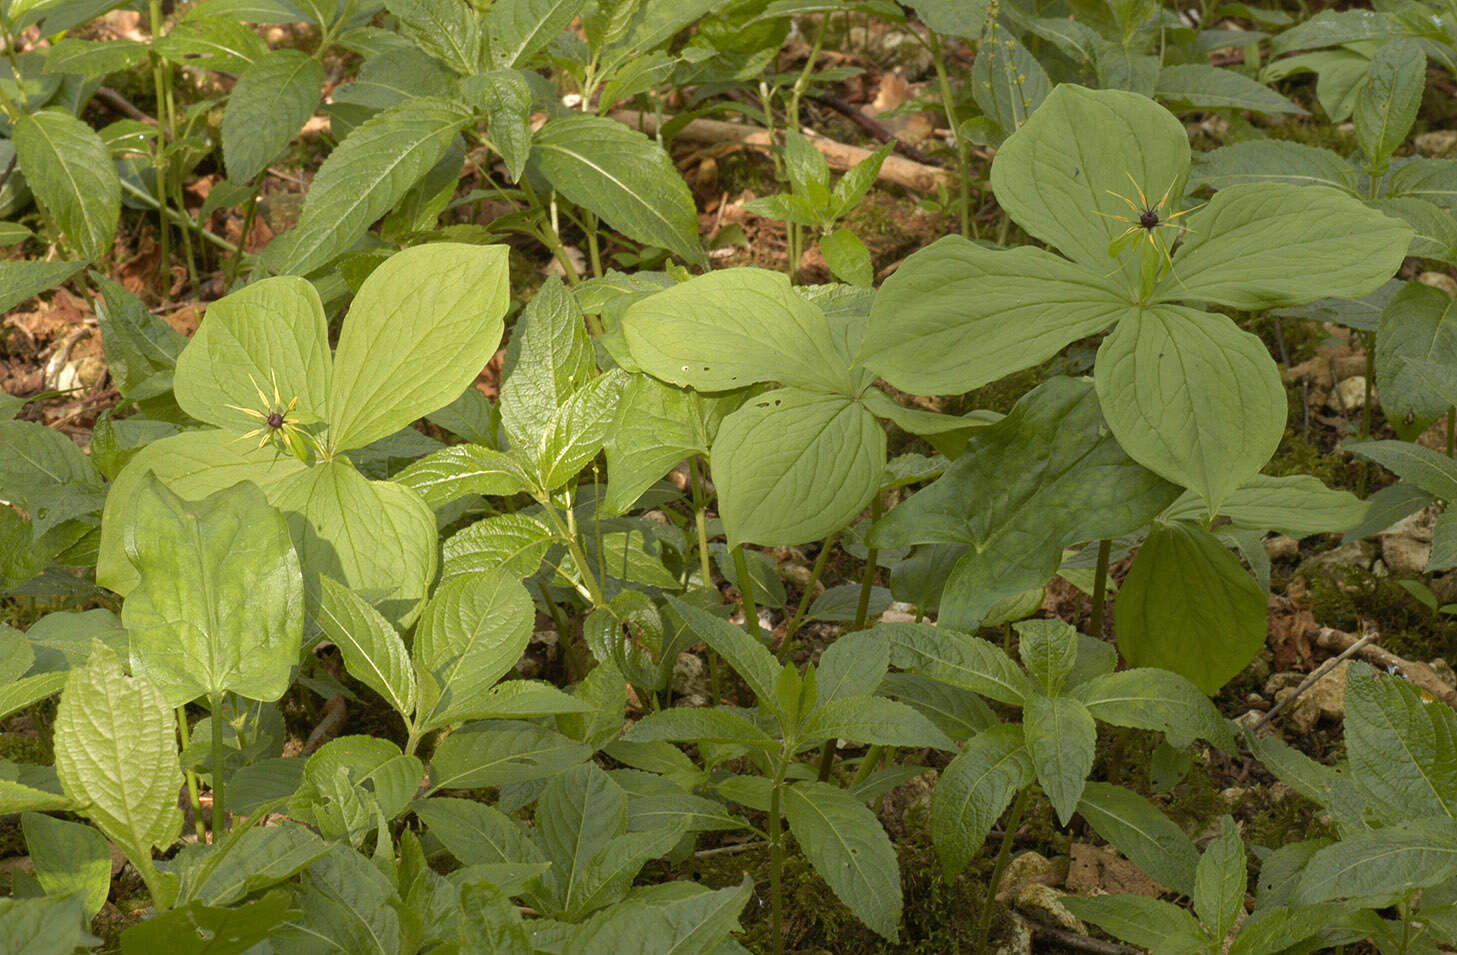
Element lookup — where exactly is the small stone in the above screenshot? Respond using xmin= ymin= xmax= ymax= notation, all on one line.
xmin=1067 ymin=843 xmax=1166 ymax=897
xmin=1304 ymin=539 xmax=1376 ymax=571
xmin=1288 ymin=660 xmax=1349 ymax=733
xmin=1265 ymin=671 xmax=1304 ymax=697
xmin=1330 ymin=354 xmax=1367 ymax=380
xmin=1000 ymin=851 xmax=1056 ymax=892
xmin=1264 ymin=534 xmax=1300 ymax=561
xmin=1433 ymin=573 xmax=1457 ymax=606
xmin=1380 ymin=507 xmax=1438 ymax=575
xmin=1419 ymin=271 xmax=1457 ymax=297
xmin=991 ymin=910 xmax=1034 ymax=955
xmin=1326 ymin=376 xmax=1368 ymax=413
xmin=1219 ymin=787 xmax=1250 ymax=810
xmin=1013 ymin=883 xmax=1087 ymax=934
xmin=1268 ymin=782 xmax=1294 ymax=804
xmin=1416 ymin=129 xmax=1457 ymax=156
xmin=1432 ymin=658 xmax=1457 ymax=689
xmin=1245 ymin=692 xmax=1267 ymax=709
xmin=878 ymin=601 xmax=919 ymax=624
xmin=672 ymin=651 xmax=707 ymax=697
xmin=1371 ymin=559 xmax=1389 ymax=577
xmin=1235 ymin=709 xmax=1263 ymax=731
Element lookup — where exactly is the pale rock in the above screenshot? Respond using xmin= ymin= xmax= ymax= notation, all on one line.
xmin=1245 ymin=692 xmax=1266 ymax=709
xmin=1433 ymin=573 xmax=1457 ymax=606
xmin=1288 ymin=659 xmax=1349 ymax=733
xmin=1416 ymin=129 xmax=1457 ymax=156
xmin=1264 ymin=534 xmax=1300 ymax=561
xmin=1067 ymin=843 xmax=1166 ymax=896
xmin=1304 ymin=539 xmax=1376 ymax=571
xmin=1000 ymin=850 xmax=1056 ymax=893
xmin=1419 ymin=271 xmax=1457 ymax=297
xmin=991 ymin=910 xmax=1034 ymax=955
xmin=1325 ymin=375 xmax=1368 ymax=413
xmin=1371 ymin=559 xmax=1389 ymax=577
xmin=1013 ymin=883 xmax=1087 ymax=934
xmin=672 ymin=651 xmax=708 ymax=699
xmin=1330 ymin=354 xmax=1367 ymax=380
xmin=1264 ymin=671 xmax=1304 ymax=698
xmin=1433 ymin=658 xmax=1457 ymax=689
xmin=1380 ymin=506 xmax=1439 ymax=575
xmin=879 ymin=601 xmax=919 ymax=624
xmin=1235 ymin=709 xmax=1264 ymax=731
xmin=1268 ymin=782 xmax=1294 ymax=804
xmin=1220 ymin=786 xmax=1250 ymax=810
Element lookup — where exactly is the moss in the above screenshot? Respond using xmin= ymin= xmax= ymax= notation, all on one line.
xmin=1305 ymin=565 xmax=1457 ymax=660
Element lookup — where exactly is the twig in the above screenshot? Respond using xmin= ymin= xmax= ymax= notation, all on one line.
xmin=609 ymin=109 xmax=949 ymax=193
xmin=95 ymin=86 xmax=155 ymax=123
xmin=1030 ymin=923 xmax=1141 ymax=955
xmin=1313 ymin=625 xmax=1457 ymax=710
xmin=807 ymin=92 xmax=939 ymax=165
xmin=695 ymin=841 xmax=765 ymax=859
xmin=1253 ymin=627 xmax=1378 ymax=731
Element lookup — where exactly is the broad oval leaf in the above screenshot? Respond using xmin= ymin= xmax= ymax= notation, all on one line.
xmin=1375 ymin=281 xmax=1457 ymax=439
xmin=930 ymin=722 xmax=1032 ymax=879
xmin=174 ymin=275 xmax=331 ymax=432
xmin=529 ymin=114 xmax=703 ymax=263
xmin=1161 ymin=183 xmax=1412 ymax=310
xmin=1095 ymin=305 xmax=1284 ymax=515
xmin=257 ymin=97 xmax=471 ymax=276
xmin=14 ymin=109 xmax=120 ymax=260
xmin=328 ymin=243 xmax=510 ymax=451
xmin=123 ymin=476 xmax=303 ymax=707
xmin=623 ymin=268 xmax=852 ymax=394
xmin=857 ymin=235 xmax=1134 ymax=396
xmin=1162 ymin=473 xmax=1368 ymax=538
xmin=1114 ymin=522 xmax=1267 ymax=695
xmin=712 ymin=388 xmax=885 ymax=548
xmin=784 ymin=781 xmax=902 ymax=941
xmin=222 ymin=49 xmax=324 ymax=184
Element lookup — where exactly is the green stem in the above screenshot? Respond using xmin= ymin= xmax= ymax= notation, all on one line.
xmin=131 ymin=853 xmax=173 ymax=912
xmin=533 ymin=221 xmax=582 ymax=286
xmin=584 ymin=209 xmax=603 ymax=278
xmin=781 ymin=532 xmax=837 ymax=658
xmin=767 ymin=753 xmax=790 ymax=955
xmin=849 ymin=745 xmax=884 ymax=787
xmin=928 ymin=31 xmax=972 ymax=239
xmin=1447 ymin=405 xmax=1455 ymax=457
xmin=176 ymin=708 xmax=207 ymax=842
xmin=787 ymin=12 xmax=828 ymax=135
xmin=972 ymin=787 xmax=1031 ymax=953
xmin=1090 ymin=538 xmax=1112 ymax=638
xmin=690 ymin=458 xmax=723 ymax=705
xmin=540 ymin=496 xmax=605 ymax=607
xmin=732 ymin=544 xmax=761 ymax=641
xmin=1358 ymin=332 xmax=1375 ymax=495
xmin=851 ymin=496 xmax=882 ymax=633
xmin=227 ymin=176 xmax=263 ymax=288
xmin=149 ymin=0 xmax=172 ymax=295
xmin=209 ymin=693 xmax=228 ymax=837
xmin=120 ymin=178 xmax=238 ymax=252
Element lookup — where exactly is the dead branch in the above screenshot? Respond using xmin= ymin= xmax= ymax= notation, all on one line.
xmin=1313 ymin=626 xmax=1457 ymax=710
xmin=1030 ymin=923 xmax=1141 ymax=955
xmin=608 ymin=109 xmax=952 ymax=193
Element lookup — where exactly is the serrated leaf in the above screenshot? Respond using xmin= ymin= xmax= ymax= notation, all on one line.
xmin=712 ymin=388 xmax=884 ymax=548
xmin=1355 ymin=38 xmax=1423 ymax=166
xmin=1294 ymin=818 xmax=1457 ymax=904
xmin=529 ymin=114 xmax=703 ymax=263
xmin=565 ymin=876 xmax=752 ymax=953
xmin=14 ymin=108 xmax=120 ymax=260
xmin=414 ymin=570 xmax=534 ymax=731
xmin=1014 ymin=619 xmax=1078 ymax=697
xmin=93 ymin=273 xmax=187 ymax=398
xmin=257 ymin=98 xmax=471 ymax=276
xmin=123 ymin=475 xmax=303 ymax=706
xmin=799 ymin=696 xmax=956 ymax=750
xmin=394 ymin=443 xmax=536 ymax=507
xmin=429 ymin=720 xmax=591 ymax=791
xmin=1163 ymin=473 xmax=1368 ymax=537
xmin=120 ymin=888 xmax=297 ymax=955
xmin=1024 ymin=696 xmax=1096 ymax=824
xmin=1073 ymin=669 xmax=1235 ymax=750
xmin=929 ymin=722 xmax=1032 ymax=878
xmin=1376 ymin=281 xmax=1457 ymax=439
xmin=414 ymin=796 xmax=544 ymax=866
xmin=667 ymin=596 xmax=781 ymax=705
xmin=1156 ymin=62 xmax=1303 ymax=114
xmin=1344 ymin=661 xmax=1457 ymax=824
xmin=222 ymin=49 xmax=323 ymax=184
xmin=1077 ymin=781 xmax=1198 ymax=896
xmin=0 ymin=260 xmax=85 ymax=313
xmin=485 ymin=0 xmax=587 ymax=67
xmin=1190 ymin=139 xmax=1360 ymax=193
xmin=441 ymin=512 xmax=554 ymax=581
xmin=1062 ymin=893 xmax=1203 ymax=949
xmin=463 ymin=69 xmax=533 ymax=179
xmin=1347 ymin=440 xmax=1457 ymax=500
xmin=54 ymin=643 xmax=183 ymax=858
xmin=1194 ymin=816 xmax=1246 ymax=941
xmin=387 ymin=0 xmax=482 ymax=74
xmin=316 ymin=575 xmax=416 ymax=720
xmin=178 ymin=822 xmax=329 ymax=906
xmin=535 ymin=369 xmax=629 ymax=490
xmin=784 ymin=780 xmax=901 ymax=941
xmin=501 ymin=275 xmax=594 ymax=447
xmin=624 ymin=706 xmax=778 ymax=748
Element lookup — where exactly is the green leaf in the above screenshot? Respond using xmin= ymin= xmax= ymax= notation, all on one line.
xmin=623 ymin=268 xmax=852 ymax=394
xmin=222 ymin=49 xmax=323 ymax=184
xmin=820 ymin=227 xmax=872 ymax=287
xmin=1355 ymin=38 xmax=1424 ymax=166
xmin=1156 ymin=63 xmax=1303 ymax=114
xmin=442 ymin=512 xmax=554 ymax=581
xmin=270 ymin=460 xmax=437 ymax=627
xmin=257 ymin=97 xmax=471 ymax=276
xmin=1376 ymin=282 xmax=1457 ymax=439
xmin=54 ymin=643 xmax=183 ymax=858
xmin=1433 ymin=510 xmax=1457 ymax=572
xmin=1194 ymin=816 xmax=1246 ymax=941
xmin=1115 ymin=522 xmax=1266 ymax=695
xmin=884 ymin=622 xmax=1037 ymax=706
xmin=1347 ymin=440 xmax=1457 ymax=500
xmin=14 ymin=108 xmax=120 ymax=260
xmin=1024 ymin=696 xmax=1096 ymax=825
xmin=1073 ymin=669 xmax=1236 ymax=750
xmin=394 ymin=443 xmax=536 ymax=507
xmin=151 ymin=15 xmax=269 ymax=73
xmin=1344 ymin=661 xmax=1457 ymax=824
xmin=0 ymin=895 xmax=94 ymax=955
xmin=1096 ymin=306 xmax=1284 ymax=515
xmin=1294 ymin=818 xmax=1457 ymax=904
xmin=458 ymin=880 xmax=532 ymax=954
xmin=535 ymin=369 xmax=629 ymax=491
xmin=463 ymin=69 xmax=532 ymax=180
xmin=121 ymin=889 xmax=296 ymax=955
xmin=1163 ymin=473 xmax=1368 ymax=537
xmin=387 ymin=0 xmax=482 ymax=74
xmin=22 ymin=812 xmax=111 ymax=918
xmin=870 ymin=378 xmax=1178 ymax=628
xmin=831 ymin=141 xmax=894 ymax=217
xmin=1190 ymin=140 xmax=1360 ymax=193
xmin=500 ymin=275 xmax=594 ymax=448
xmin=429 ymin=720 xmax=591 ymax=791
xmin=414 ymin=570 xmax=535 ymax=730
xmin=1014 ymin=619 xmax=1078 ymax=697
xmin=900 ymin=0 xmax=989 ymax=38
xmin=123 ymin=475 xmax=303 ymax=706
xmin=623 ymin=706 xmax=778 ymax=748
xmin=533 ymin=762 xmax=624 ymax=911
xmin=177 ymin=822 xmax=329 ymax=906
xmin=328 ymin=243 xmax=509 ymax=451
xmin=0 ymin=260 xmax=85 ymax=312
xmin=93 ymin=273 xmax=187 ymax=398
xmin=857 ymin=236 xmax=1133 ymax=396
xmin=529 ymin=114 xmax=703 ymax=263
xmin=45 ymin=37 xmax=150 ymax=75
xmin=1162 ymin=183 xmax=1412 ymax=310
xmin=1076 ymin=781 xmax=1199 ymax=896
xmin=602 ymin=374 xmax=717 ymax=515
xmin=485 ymin=0 xmax=586 ymax=67
xmin=1268 ymin=7 xmax=1399 ymax=54
xmin=414 ymin=796 xmax=544 ymax=866
xmin=273 ymin=845 xmax=402 ymax=954
xmin=989 ymin=84 xmax=1190 ymax=272
xmin=0 ymin=775 xmax=75 ymax=813
xmin=799 ymin=696 xmax=956 ymax=750
xmin=0 ymin=671 xmax=66 ymax=723
xmin=816 ymin=629 xmax=890 ymax=705
xmin=712 ymin=389 xmax=884 ymax=548
xmin=316 ymin=575 xmax=416 ymax=721
xmin=1062 ymin=893 xmax=1203 ymax=949
xmin=565 ymin=876 xmax=752 ymax=953
xmin=784 ymin=780 xmax=901 ymax=941
xmin=929 ymin=723 xmax=1032 ymax=878
xmin=0 ymin=419 xmax=104 ymax=537
xmin=668 ymin=596 xmax=781 ymax=704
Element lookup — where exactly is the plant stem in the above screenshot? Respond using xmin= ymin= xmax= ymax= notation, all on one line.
xmin=732 ymin=544 xmax=761 ymax=641
xmin=851 ymin=495 xmax=883 ymax=632
xmin=767 ymin=753 xmax=789 ymax=955
xmin=1090 ymin=538 xmax=1112 ymax=637
xmin=689 ymin=458 xmax=724 ymax=703
xmin=149 ymin=0 xmax=172 ymax=295
xmin=534 ymin=221 xmax=582 ymax=286
xmin=1448 ymin=405 xmax=1455 ymax=457
xmin=175 ymin=708 xmax=207 ymax=842
xmin=928 ymin=31 xmax=972 ymax=239
xmin=781 ymin=532 xmax=837 ymax=659
xmin=973 ymin=787 xmax=1031 ymax=953
xmin=1358 ymin=331 xmax=1375 ymax=495
xmin=209 ymin=693 xmax=228 ymax=837
xmin=849 ymin=745 xmax=884 ymax=787
xmin=540 ymin=496 xmax=605 ymax=607
xmin=583 ymin=209 xmax=603 ymax=278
